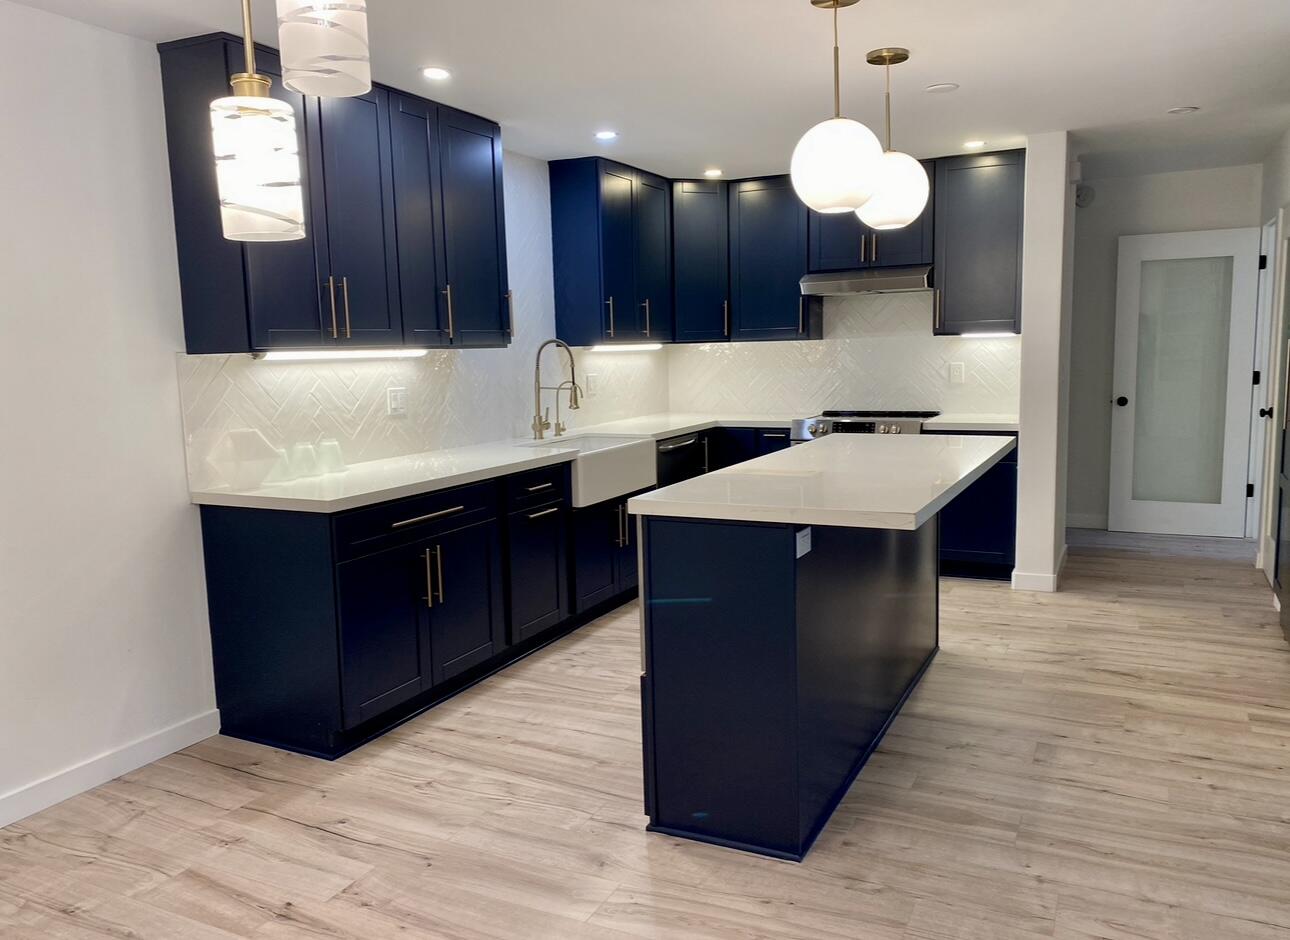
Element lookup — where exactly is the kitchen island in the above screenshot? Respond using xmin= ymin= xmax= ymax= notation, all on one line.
xmin=628 ymin=433 xmax=1016 ymax=860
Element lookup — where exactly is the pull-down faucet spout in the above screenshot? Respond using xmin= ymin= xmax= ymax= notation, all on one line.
xmin=532 ymin=339 xmax=582 ymax=439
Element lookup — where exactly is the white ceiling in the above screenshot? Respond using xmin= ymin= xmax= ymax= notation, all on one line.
xmin=18 ymin=0 xmax=1290 ymax=179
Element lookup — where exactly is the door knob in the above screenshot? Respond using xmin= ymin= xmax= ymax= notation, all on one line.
xmin=1115 ymin=396 xmax=1129 ymax=407
xmin=1260 ymin=407 xmax=1274 ymax=418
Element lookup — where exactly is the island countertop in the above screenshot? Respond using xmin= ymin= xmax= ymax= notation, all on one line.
xmin=628 ymin=433 xmax=1016 ymax=530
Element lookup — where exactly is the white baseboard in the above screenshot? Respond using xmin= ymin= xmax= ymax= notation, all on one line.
xmin=0 ymin=709 xmax=220 ymax=829
xmin=1012 ymin=568 xmax=1060 ymax=592
xmin=1066 ymin=513 xmax=1108 ymax=530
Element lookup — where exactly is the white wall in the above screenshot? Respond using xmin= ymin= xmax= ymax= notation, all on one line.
xmin=1261 ymin=128 xmax=1290 ymax=223
xmin=0 ymin=0 xmax=217 ymax=827
xmin=666 ymin=292 xmax=1021 ymax=415
xmin=1066 ymin=164 xmax=1265 ymax=528
xmin=1014 ymin=132 xmax=1076 ymax=592
xmin=179 ymin=152 xmax=667 ymax=487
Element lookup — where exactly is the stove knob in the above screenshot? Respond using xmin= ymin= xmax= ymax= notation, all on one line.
xmin=877 ymin=424 xmax=888 ymax=434
xmin=892 ymin=425 xmax=903 ymax=434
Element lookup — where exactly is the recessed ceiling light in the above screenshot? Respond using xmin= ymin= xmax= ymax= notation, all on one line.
xmin=925 ymin=82 xmax=960 ymax=94
xmin=595 ymin=130 xmax=619 ymax=141
xmin=704 ymin=168 xmax=723 ymax=178
xmin=963 ymin=140 xmax=987 ymax=150
xmin=421 ymin=66 xmax=451 ymax=81
xmin=1167 ymin=106 xmax=1200 ymax=115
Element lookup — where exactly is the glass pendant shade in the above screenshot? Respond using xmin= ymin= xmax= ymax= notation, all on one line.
xmin=210 ymin=95 xmax=306 ymax=241
xmin=856 ymin=150 xmax=929 ymax=230
xmin=790 ymin=117 xmax=883 ymax=214
xmin=276 ymin=0 xmax=371 ymax=97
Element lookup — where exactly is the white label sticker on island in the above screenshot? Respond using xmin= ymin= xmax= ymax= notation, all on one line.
xmin=796 ymin=527 xmax=812 ymax=558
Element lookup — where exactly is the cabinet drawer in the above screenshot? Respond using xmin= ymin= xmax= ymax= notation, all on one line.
xmin=333 ymin=481 xmax=499 ymax=561
xmin=505 ymin=463 xmax=571 ymax=510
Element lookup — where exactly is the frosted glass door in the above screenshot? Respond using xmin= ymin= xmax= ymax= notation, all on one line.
xmin=1109 ymin=229 xmax=1260 ymax=536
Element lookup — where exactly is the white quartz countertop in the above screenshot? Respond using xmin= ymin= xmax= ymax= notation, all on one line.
xmin=189 ymin=441 xmax=579 ymax=513
xmin=627 ymin=433 xmax=1016 ymax=530
xmin=922 ymin=413 xmax=1020 ymax=433
xmin=573 ymin=412 xmax=801 ymax=440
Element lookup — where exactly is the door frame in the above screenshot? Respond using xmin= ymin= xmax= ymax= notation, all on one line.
xmin=1107 ymin=227 xmax=1261 ymax=536
xmin=1261 ymin=208 xmax=1290 ymax=582
xmin=1249 ymin=219 xmax=1279 ymax=544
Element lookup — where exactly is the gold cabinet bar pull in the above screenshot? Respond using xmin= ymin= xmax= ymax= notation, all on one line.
xmin=442 ymin=284 xmax=455 ymax=339
xmin=327 ymin=275 xmax=338 ymax=339
xmin=605 ymin=297 xmax=615 ymax=337
xmin=871 ymin=233 xmax=878 ymax=262
xmin=525 ymin=482 xmax=554 ymax=492
xmin=643 ymin=298 xmax=651 ymax=336
xmin=723 ymin=300 xmax=730 ymax=337
xmin=505 ymin=290 xmax=514 ymax=337
xmin=422 ymin=548 xmax=434 ymax=608
xmin=860 ymin=234 xmax=867 ymax=263
xmin=798 ymin=296 xmax=805 ymax=335
xmin=616 ymin=503 xmax=625 ymax=548
xmin=434 ymin=545 xmax=445 ymax=603
xmin=934 ymin=289 xmax=943 ymax=332
xmin=341 ymin=276 xmax=352 ymax=338
xmin=527 ymin=506 xmax=560 ymax=520
xmin=390 ymin=505 xmax=465 ymax=529
xmin=623 ymin=504 xmax=631 ymax=548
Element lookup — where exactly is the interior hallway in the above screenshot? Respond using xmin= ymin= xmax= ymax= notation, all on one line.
xmin=1 ymin=545 xmax=1288 ymax=939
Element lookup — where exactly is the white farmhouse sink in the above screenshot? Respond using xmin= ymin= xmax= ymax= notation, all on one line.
xmin=523 ymin=435 xmax=657 ymax=507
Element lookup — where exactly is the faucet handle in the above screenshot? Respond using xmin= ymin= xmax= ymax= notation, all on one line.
xmin=543 ymin=406 xmax=551 ymax=428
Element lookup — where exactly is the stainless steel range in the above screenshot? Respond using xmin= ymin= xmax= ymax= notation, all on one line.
xmin=791 ymin=410 xmax=941 ymax=444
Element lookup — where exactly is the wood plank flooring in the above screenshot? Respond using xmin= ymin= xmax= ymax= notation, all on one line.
xmin=3 ymin=547 xmax=1290 ymax=938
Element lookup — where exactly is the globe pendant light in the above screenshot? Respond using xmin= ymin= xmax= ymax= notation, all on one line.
xmin=856 ymin=47 xmax=929 ymax=230
xmin=209 ymin=0 xmax=306 ymax=241
xmin=790 ymin=0 xmax=883 ymax=214
xmin=276 ymin=1 xmax=372 ymax=97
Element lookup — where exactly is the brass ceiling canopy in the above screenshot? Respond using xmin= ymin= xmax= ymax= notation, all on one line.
xmin=810 ymin=0 xmax=862 ymax=8
xmin=866 ymin=47 xmax=910 ymax=67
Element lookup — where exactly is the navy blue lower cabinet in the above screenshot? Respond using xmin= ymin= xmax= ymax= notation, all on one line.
xmin=706 ymin=427 xmax=757 ymax=470
xmin=506 ymin=499 xmax=571 ymax=643
xmin=927 ymin=430 xmax=1018 ymax=579
xmin=756 ymin=428 xmax=792 ymax=455
xmin=425 ymin=517 xmax=507 ymax=682
xmin=640 ymin=516 xmax=938 ymax=860
xmin=571 ymin=493 xmax=641 ymax=613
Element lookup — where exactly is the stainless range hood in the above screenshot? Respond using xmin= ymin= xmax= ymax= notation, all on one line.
xmin=799 ymin=265 xmax=932 ymax=296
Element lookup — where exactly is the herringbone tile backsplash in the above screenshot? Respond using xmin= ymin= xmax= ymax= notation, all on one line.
xmin=177 ymin=153 xmax=1020 ymax=492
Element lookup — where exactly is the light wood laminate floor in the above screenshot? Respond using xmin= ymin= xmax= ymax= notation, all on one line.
xmin=3 ymin=547 xmax=1290 ymax=939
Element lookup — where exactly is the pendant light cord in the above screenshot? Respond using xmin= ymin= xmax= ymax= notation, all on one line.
xmin=241 ymin=0 xmax=256 ymax=75
xmin=832 ymin=3 xmax=841 ymax=118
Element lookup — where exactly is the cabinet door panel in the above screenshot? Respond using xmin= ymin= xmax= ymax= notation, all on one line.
xmin=508 ymin=502 xmax=570 ymax=643
xmin=940 ymin=461 xmax=1018 ymax=564
xmin=635 ymin=171 xmax=672 ymax=342
xmin=867 ymin=160 xmax=934 ymax=268
xmin=336 ymin=541 xmax=432 ymax=728
xmin=934 ymin=151 xmax=1024 ymax=335
xmin=730 ymin=177 xmax=808 ymax=341
xmin=673 ymin=180 xmax=730 ymax=343
xmin=707 ymin=427 xmax=757 ymax=470
xmin=573 ymin=500 xmax=621 ymax=612
xmin=809 ymin=210 xmax=868 ymax=272
xmin=429 ymin=518 xmax=505 ymax=682
xmin=440 ymin=107 xmax=509 ymax=346
xmin=601 ymin=164 xmax=641 ymax=340
xmin=318 ymin=88 xmax=402 ymax=345
xmin=244 ymin=46 xmax=329 ymax=350
xmin=389 ymin=93 xmax=448 ymax=346
xmin=756 ymin=428 xmax=792 ymax=455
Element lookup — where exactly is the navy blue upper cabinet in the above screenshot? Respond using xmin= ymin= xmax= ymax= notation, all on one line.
xmin=438 ymin=107 xmax=511 ymax=347
xmin=673 ymin=180 xmax=730 ymax=343
xmin=808 ymin=160 xmax=934 ymax=272
xmin=729 ymin=177 xmax=820 ymax=341
xmin=551 ymin=158 xmax=672 ymax=346
xmin=315 ymin=89 xmax=402 ymax=346
xmin=934 ymin=150 xmax=1024 ymax=335
xmin=158 ymin=33 xmax=510 ymax=354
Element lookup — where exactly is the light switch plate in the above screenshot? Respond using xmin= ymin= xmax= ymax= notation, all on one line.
xmin=949 ymin=362 xmax=966 ymax=385
xmin=386 ymin=386 xmax=408 ymax=417
xmin=584 ymin=372 xmax=600 ymax=397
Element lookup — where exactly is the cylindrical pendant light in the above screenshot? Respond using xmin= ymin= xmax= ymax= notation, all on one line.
xmin=857 ymin=47 xmax=929 ymax=231
xmin=790 ymin=0 xmax=882 ymax=214
xmin=276 ymin=0 xmax=372 ymax=98
xmin=209 ymin=0 xmax=306 ymax=241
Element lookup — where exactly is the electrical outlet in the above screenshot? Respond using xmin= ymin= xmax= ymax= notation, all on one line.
xmin=584 ymin=372 xmax=600 ymax=398
xmin=386 ymin=386 xmax=408 ymax=417
xmin=949 ymin=362 xmax=966 ymax=385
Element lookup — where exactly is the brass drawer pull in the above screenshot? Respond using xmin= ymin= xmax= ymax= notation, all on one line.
xmin=434 ymin=545 xmax=445 ymax=603
xmin=525 ymin=482 xmax=554 ymax=492
xmin=341 ymin=276 xmax=352 ymax=339
xmin=723 ymin=300 xmax=730 ymax=337
xmin=860 ymin=234 xmax=867 ymax=263
xmin=390 ymin=505 xmax=465 ymax=529
xmin=871 ymin=233 xmax=878 ymax=262
xmin=527 ymin=506 xmax=560 ymax=520
xmin=605 ymin=297 xmax=615 ymax=337
xmin=327 ymin=275 xmax=338 ymax=339
xmin=442 ymin=284 xmax=455 ymax=339
xmin=422 ymin=549 xmax=434 ymax=608
xmin=505 ymin=290 xmax=514 ymax=337
xmin=658 ymin=437 xmax=698 ymax=452
xmin=798 ymin=296 xmax=805 ymax=335
xmin=643 ymin=298 xmax=651 ymax=336
xmin=763 ymin=433 xmax=788 ymax=439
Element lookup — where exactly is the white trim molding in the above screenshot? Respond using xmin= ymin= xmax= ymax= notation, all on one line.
xmin=1012 ymin=544 xmax=1068 ymax=593
xmin=0 ymin=710 xmax=219 ymax=829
